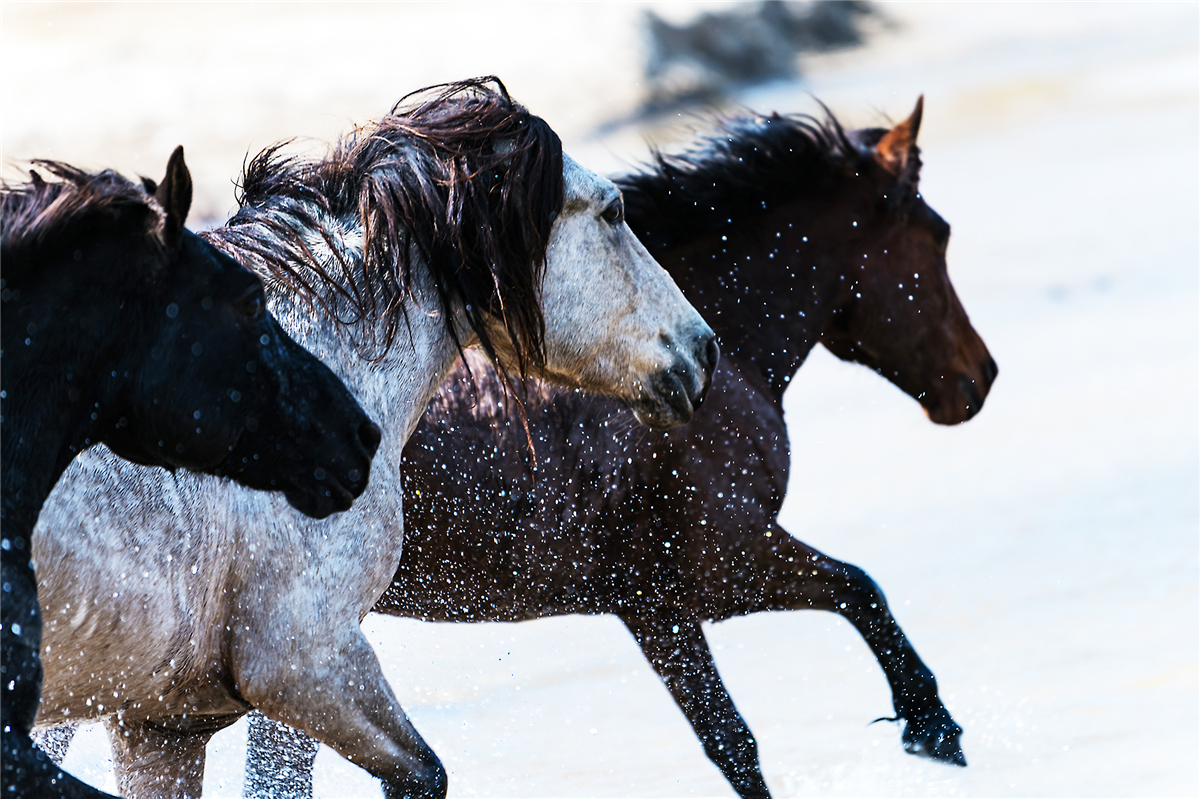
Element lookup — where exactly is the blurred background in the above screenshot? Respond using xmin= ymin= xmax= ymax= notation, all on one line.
xmin=4 ymin=2 xmax=1196 ymax=796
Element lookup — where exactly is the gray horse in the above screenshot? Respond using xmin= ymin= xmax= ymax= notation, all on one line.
xmin=31 ymin=79 xmax=715 ymax=799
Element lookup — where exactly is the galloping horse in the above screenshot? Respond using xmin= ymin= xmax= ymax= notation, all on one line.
xmin=31 ymin=79 xmax=715 ymax=799
xmin=1 ymin=148 xmax=377 ymax=799
xmin=245 ymin=98 xmax=997 ymax=799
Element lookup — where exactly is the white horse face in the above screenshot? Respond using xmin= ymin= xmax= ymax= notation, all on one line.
xmin=521 ymin=154 xmax=718 ymax=428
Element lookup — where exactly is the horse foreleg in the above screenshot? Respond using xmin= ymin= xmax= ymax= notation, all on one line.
xmin=2 ymin=553 xmax=117 ymax=799
xmin=103 ymin=714 xmax=216 ymax=799
xmin=239 ymin=629 xmax=445 ymax=799
xmin=762 ymin=524 xmax=966 ymax=766
xmin=620 ymin=611 xmax=771 ymax=799
xmin=243 ymin=709 xmax=319 ymax=799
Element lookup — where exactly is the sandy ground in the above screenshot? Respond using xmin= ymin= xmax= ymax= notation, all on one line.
xmin=4 ymin=2 xmax=1197 ymax=797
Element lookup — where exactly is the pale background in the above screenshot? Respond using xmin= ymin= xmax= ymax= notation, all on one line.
xmin=3 ymin=2 xmax=1196 ymax=797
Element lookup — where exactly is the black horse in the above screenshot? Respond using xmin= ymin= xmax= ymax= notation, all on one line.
xmin=1 ymin=148 xmax=379 ymax=799
xmin=243 ymin=99 xmax=995 ymax=798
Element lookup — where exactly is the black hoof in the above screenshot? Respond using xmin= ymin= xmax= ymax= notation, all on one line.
xmin=900 ymin=706 xmax=966 ymax=767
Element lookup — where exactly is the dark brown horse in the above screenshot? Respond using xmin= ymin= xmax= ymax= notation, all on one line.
xmin=64 ymin=98 xmax=992 ymax=798
xmin=374 ymin=100 xmax=994 ymax=799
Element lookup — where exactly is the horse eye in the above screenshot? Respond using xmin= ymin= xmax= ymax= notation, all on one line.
xmin=601 ymin=200 xmax=624 ymax=226
xmin=240 ymin=294 xmax=264 ymax=321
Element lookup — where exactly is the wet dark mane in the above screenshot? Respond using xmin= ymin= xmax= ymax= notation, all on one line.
xmin=207 ymin=77 xmax=565 ymax=374
xmin=1 ymin=163 xmax=161 ymax=286
xmin=617 ymin=112 xmax=875 ymax=255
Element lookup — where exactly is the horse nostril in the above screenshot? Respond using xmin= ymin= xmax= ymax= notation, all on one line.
xmin=983 ymin=356 xmax=999 ymax=388
xmin=358 ymin=420 xmax=382 ymax=457
xmin=700 ymin=334 xmax=720 ymax=374
xmin=956 ymin=373 xmax=982 ymax=411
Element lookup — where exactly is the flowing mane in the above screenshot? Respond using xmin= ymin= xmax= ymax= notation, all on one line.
xmin=206 ymin=77 xmax=564 ymax=373
xmin=617 ymin=112 xmax=893 ymax=256
xmin=1 ymin=163 xmax=161 ymax=285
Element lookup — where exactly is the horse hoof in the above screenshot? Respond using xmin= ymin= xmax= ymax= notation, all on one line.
xmin=901 ymin=707 xmax=967 ymax=767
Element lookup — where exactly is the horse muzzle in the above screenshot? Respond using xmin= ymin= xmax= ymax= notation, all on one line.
xmin=216 ymin=413 xmax=381 ymax=520
xmin=633 ymin=330 xmax=719 ymax=429
xmin=924 ymin=355 xmax=998 ymax=425
xmin=281 ymin=418 xmax=381 ymax=519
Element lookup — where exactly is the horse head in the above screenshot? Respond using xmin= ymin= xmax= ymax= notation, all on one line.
xmin=514 ymin=154 xmax=718 ymax=429
xmin=419 ymin=80 xmax=717 ymax=430
xmin=820 ymin=98 xmax=998 ymax=424
xmin=100 ymin=148 xmax=381 ymax=517
xmin=279 ymin=78 xmax=720 ymax=430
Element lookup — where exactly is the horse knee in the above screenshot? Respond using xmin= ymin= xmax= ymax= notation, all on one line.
xmin=698 ymin=713 xmax=757 ymax=767
xmin=828 ymin=562 xmax=888 ymax=613
xmin=422 ymin=756 xmax=448 ymax=799
xmin=703 ymin=730 xmax=757 ymax=765
xmin=698 ymin=722 xmax=769 ymax=797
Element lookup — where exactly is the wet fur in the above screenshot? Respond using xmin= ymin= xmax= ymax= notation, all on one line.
xmin=246 ymin=102 xmax=996 ymax=798
xmin=31 ymin=80 xmax=713 ymax=799
xmin=2 ymin=151 xmax=376 ymax=799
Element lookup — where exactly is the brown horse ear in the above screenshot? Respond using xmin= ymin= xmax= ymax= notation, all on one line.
xmin=875 ymin=95 xmax=923 ymax=175
xmin=155 ymin=146 xmax=192 ymax=249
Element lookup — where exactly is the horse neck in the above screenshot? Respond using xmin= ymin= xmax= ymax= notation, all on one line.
xmin=660 ymin=201 xmax=846 ymax=403
xmin=1 ymin=305 xmax=116 ymax=538
xmin=262 ymin=247 xmax=472 ymax=464
xmin=1 ymin=394 xmax=90 ymax=540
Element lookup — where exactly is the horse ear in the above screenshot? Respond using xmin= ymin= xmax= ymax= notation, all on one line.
xmin=141 ymin=176 xmax=158 ymax=195
xmin=155 ymin=146 xmax=192 ymax=249
xmin=875 ymin=95 xmax=923 ymax=175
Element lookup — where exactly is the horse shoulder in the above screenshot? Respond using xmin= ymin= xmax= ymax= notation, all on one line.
xmin=660 ymin=358 xmax=789 ymax=499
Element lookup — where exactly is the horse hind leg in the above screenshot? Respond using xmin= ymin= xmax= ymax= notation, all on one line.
xmin=244 ymin=709 xmax=318 ymax=799
xmin=764 ymin=523 xmax=966 ymax=766
xmin=620 ymin=611 xmax=771 ymax=799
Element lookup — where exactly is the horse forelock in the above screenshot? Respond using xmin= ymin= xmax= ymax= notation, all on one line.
xmin=616 ymin=111 xmax=875 ymax=255
xmin=1 ymin=163 xmax=163 ymax=286
xmin=212 ymin=78 xmax=564 ymax=374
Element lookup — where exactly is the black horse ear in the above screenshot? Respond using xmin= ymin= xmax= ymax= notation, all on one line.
xmin=141 ymin=176 xmax=158 ymax=194
xmin=875 ymin=95 xmax=923 ymax=176
xmin=155 ymin=146 xmax=192 ymax=250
